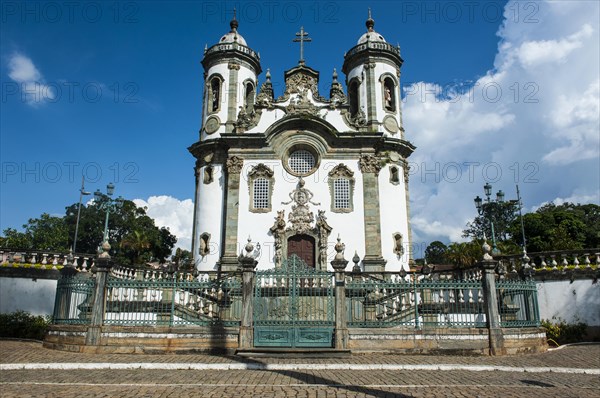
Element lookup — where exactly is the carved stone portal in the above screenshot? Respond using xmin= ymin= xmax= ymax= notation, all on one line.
xmin=269 ymin=179 xmax=332 ymax=270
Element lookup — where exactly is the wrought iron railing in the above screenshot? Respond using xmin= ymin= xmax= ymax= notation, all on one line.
xmin=52 ymin=275 xmax=95 ymax=324
xmin=103 ymin=272 xmax=242 ymax=327
xmin=497 ymin=279 xmax=540 ymax=327
xmin=346 ymin=272 xmax=538 ymax=329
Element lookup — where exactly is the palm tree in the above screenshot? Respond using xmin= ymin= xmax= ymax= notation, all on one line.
xmin=120 ymin=230 xmax=151 ymax=265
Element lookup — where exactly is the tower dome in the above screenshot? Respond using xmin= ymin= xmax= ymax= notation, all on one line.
xmin=357 ymin=9 xmax=386 ymax=44
xmin=218 ymin=10 xmax=248 ymax=46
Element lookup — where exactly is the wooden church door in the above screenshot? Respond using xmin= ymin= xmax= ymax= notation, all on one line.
xmin=287 ymin=234 xmax=315 ymax=268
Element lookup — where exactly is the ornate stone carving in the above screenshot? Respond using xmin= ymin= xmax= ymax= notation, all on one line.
xmin=285 ymin=89 xmax=320 ymax=116
xmin=283 ymin=178 xmax=320 ymax=235
xmin=269 ymin=210 xmax=286 ymax=267
xmin=392 ymin=233 xmax=404 ymax=257
xmin=328 ymin=164 xmax=354 ymax=179
xmin=359 ymin=154 xmax=382 ymax=175
xmin=228 ymin=62 xmax=240 ymax=70
xmin=235 ymin=106 xmax=262 ymax=132
xmin=285 ymin=72 xmax=318 ymax=95
xmin=316 ymin=210 xmax=332 ymax=269
xmin=199 ymin=233 xmax=211 ymax=257
xmin=248 ymin=163 xmax=274 ymax=179
xmin=346 ymin=109 xmax=367 ymax=128
xmin=363 ymin=62 xmax=376 ymax=69
xmin=226 ymin=156 xmax=244 ymax=174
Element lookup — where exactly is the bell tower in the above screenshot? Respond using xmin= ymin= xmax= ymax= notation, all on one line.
xmin=200 ymin=10 xmax=262 ymax=138
xmin=342 ymin=10 xmax=404 ymax=137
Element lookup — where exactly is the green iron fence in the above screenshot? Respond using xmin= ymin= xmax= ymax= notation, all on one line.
xmin=52 ymin=275 xmax=95 ymax=325
xmin=497 ymin=279 xmax=540 ymax=327
xmin=103 ymin=271 xmax=242 ymax=327
xmin=254 ymin=255 xmax=335 ymax=347
xmin=347 ymin=273 xmax=538 ymax=329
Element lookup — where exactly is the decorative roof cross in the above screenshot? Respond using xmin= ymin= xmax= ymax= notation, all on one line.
xmin=293 ymin=26 xmax=312 ymax=65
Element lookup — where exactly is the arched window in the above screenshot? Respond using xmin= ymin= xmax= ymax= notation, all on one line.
xmin=209 ymin=77 xmax=222 ymax=112
xmin=244 ymin=82 xmax=255 ymax=114
xmin=328 ymin=164 xmax=355 ymax=213
xmin=383 ymin=77 xmax=396 ymax=112
xmin=349 ymin=80 xmax=359 ymax=117
xmin=389 ymin=166 xmax=400 ymax=185
xmin=248 ymin=163 xmax=274 ymax=213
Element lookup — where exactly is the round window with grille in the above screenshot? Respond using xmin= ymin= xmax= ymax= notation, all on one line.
xmin=287 ymin=149 xmax=317 ymax=176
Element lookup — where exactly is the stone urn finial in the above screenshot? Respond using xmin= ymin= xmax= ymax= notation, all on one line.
xmin=99 ymin=241 xmax=111 ymax=259
xmin=244 ymin=236 xmax=254 ymax=258
xmin=482 ymin=239 xmax=493 ymax=261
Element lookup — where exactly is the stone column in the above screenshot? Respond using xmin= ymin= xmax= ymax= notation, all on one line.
xmin=190 ymin=161 xmax=202 ymax=266
xmin=226 ymin=62 xmax=240 ymax=133
xmin=220 ymin=156 xmax=244 ymax=272
xmin=359 ymin=155 xmax=386 ymax=273
xmin=331 ymin=237 xmax=349 ymax=350
xmin=238 ymin=239 xmax=258 ymax=349
xmin=364 ymin=62 xmax=378 ymax=132
xmin=479 ymin=241 xmax=505 ymax=356
xmin=85 ymin=242 xmax=114 ymax=346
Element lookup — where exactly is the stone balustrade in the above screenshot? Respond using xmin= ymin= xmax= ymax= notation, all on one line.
xmin=0 ymin=249 xmax=95 ymax=272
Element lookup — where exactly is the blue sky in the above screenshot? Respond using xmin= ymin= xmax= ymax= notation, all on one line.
xmin=1 ymin=1 xmax=599 ymax=255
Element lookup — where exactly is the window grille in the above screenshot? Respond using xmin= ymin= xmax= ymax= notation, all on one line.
xmin=253 ymin=178 xmax=270 ymax=209
xmin=288 ymin=150 xmax=315 ymax=175
xmin=333 ymin=178 xmax=350 ymax=209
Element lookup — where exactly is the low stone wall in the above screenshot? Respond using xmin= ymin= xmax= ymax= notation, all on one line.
xmin=44 ymin=325 xmax=546 ymax=356
xmin=44 ymin=325 xmax=240 ymax=354
xmin=348 ymin=327 xmax=547 ymax=355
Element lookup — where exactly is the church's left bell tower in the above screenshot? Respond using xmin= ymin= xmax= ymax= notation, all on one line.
xmin=190 ymin=12 xmax=262 ymax=269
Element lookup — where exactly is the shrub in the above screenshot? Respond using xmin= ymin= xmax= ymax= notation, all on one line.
xmin=541 ymin=317 xmax=588 ymax=345
xmin=0 ymin=311 xmax=51 ymax=340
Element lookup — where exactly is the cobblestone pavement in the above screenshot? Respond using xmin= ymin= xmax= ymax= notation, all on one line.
xmin=1 ymin=341 xmax=599 ymax=398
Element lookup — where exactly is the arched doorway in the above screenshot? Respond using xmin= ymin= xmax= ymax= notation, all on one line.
xmin=287 ymin=234 xmax=315 ymax=268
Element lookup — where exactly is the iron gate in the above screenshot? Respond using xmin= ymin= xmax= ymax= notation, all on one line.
xmin=254 ymin=255 xmax=334 ymax=347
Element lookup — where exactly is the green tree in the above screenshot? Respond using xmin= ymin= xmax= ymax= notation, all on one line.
xmin=445 ymin=241 xmax=483 ymax=268
xmin=172 ymin=248 xmax=193 ymax=271
xmin=463 ymin=201 xmax=519 ymax=243
xmin=2 ymin=198 xmax=177 ymax=265
xmin=424 ymin=241 xmax=448 ymax=264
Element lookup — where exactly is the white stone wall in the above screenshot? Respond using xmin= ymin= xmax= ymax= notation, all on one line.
xmin=378 ymin=165 xmax=411 ymax=271
xmin=236 ymin=159 xmax=366 ymax=271
xmin=194 ymin=164 xmax=225 ymax=270
xmin=0 ymin=277 xmax=56 ymax=316
xmin=536 ymin=279 xmax=600 ymax=326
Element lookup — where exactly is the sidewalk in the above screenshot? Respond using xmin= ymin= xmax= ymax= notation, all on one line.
xmin=1 ymin=340 xmax=599 ymax=398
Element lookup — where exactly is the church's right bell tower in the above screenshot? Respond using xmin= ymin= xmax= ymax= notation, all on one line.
xmin=342 ymin=10 xmax=404 ymax=138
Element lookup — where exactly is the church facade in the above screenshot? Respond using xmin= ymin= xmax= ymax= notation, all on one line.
xmin=189 ymin=13 xmax=415 ymax=273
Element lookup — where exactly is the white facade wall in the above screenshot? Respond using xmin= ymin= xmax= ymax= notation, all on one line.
xmin=194 ymin=164 xmax=225 ymax=270
xmin=536 ymin=279 xmax=600 ymax=326
xmin=0 ymin=277 xmax=56 ymax=316
xmin=373 ymin=63 xmax=401 ymax=136
xmin=237 ymin=159 xmax=365 ymax=271
xmin=378 ymin=165 xmax=410 ymax=271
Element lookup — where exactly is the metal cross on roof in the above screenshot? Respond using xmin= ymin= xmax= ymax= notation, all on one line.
xmin=293 ymin=26 xmax=312 ymax=65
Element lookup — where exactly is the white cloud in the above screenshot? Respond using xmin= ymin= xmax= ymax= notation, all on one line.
xmin=6 ymin=53 xmax=55 ymax=106
xmin=516 ymin=24 xmax=593 ymax=68
xmin=404 ymin=0 xmax=600 ymax=255
xmin=133 ymin=196 xmax=194 ymax=254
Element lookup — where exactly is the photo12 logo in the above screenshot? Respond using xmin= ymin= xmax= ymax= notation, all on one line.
xmin=1 ymin=162 xmax=140 ymax=184
xmin=1 ymin=1 xmax=139 ymax=24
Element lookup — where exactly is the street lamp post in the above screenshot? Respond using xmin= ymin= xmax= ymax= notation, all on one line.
xmin=73 ymin=176 xmax=91 ymax=254
xmin=474 ymin=182 xmax=504 ymax=255
xmin=93 ymin=183 xmax=122 ymax=254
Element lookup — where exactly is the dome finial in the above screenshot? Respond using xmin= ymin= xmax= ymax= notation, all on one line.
xmin=366 ymin=8 xmax=375 ymax=32
xmin=230 ymin=7 xmax=239 ymax=32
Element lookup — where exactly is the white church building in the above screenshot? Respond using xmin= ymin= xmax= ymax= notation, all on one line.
xmin=189 ymin=12 xmax=415 ymax=273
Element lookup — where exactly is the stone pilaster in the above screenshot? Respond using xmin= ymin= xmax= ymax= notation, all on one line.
xmin=359 ymin=155 xmax=386 ymax=272
xmin=219 ymin=156 xmax=244 ymax=272
xmin=226 ymin=62 xmax=240 ymax=133
xmin=364 ymin=62 xmax=378 ymax=132
xmin=331 ymin=237 xmax=349 ymax=350
xmin=403 ymin=162 xmax=414 ymax=266
xmin=85 ymin=249 xmax=113 ymax=346
xmin=190 ymin=161 xmax=202 ymax=266
xmin=238 ymin=239 xmax=258 ymax=349
xmin=479 ymin=241 xmax=505 ymax=356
